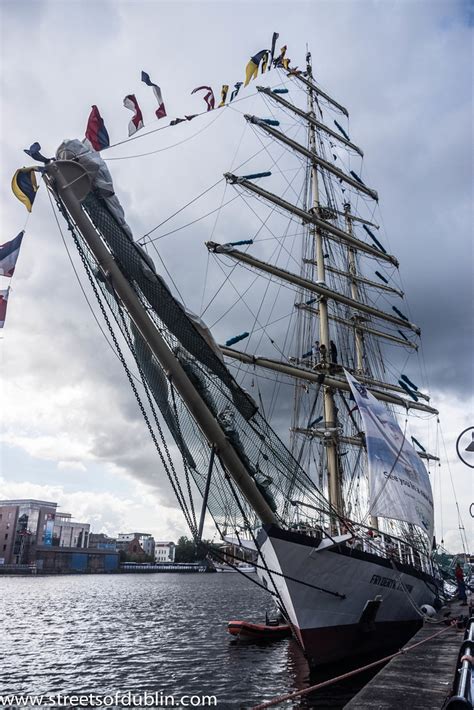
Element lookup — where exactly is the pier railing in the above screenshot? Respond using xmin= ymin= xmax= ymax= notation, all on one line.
xmin=0 ymin=563 xmax=37 ymax=575
xmin=120 ymin=562 xmax=211 ymax=573
xmin=446 ymin=616 xmax=474 ymax=709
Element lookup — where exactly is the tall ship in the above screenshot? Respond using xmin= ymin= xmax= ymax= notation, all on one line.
xmin=42 ymin=51 xmax=442 ymax=666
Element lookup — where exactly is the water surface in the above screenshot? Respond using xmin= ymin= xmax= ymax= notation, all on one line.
xmin=0 ymin=573 xmax=378 ymax=708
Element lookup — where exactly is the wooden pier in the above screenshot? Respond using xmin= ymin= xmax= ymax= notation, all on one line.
xmin=344 ymin=600 xmax=468 ymax=709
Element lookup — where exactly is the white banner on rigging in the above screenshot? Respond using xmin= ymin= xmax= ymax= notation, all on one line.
xmin=345 ymin=370 xmax=434 ymax=539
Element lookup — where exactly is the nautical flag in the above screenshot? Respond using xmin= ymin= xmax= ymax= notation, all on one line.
xmin=230 ymin=82 xmax=243 ymax=102
xmin=169 ymin=115 xmax=197 ymax=126
xmin=261 ymin=51 xmax=269 ymax=73
xmin=141 ymin=71 xmax=167 ymax=119
xmin=123 ymin=94 xmax=144 ymax=136
xmin=24 ymin=142 xmax=50 ymax=164
xmin=0 ymin=288 xmax=10 ymax=328
xmin=244 ymin=50 xmax=268 ymax=87
xmin=85 ymin=105 xmax=110 ymax=151
xmin=219 ymin=84 xmax=229 ymax=107
xmin=11 ymin=168 xmax=38 ymax=212
xmin=0 ymin=232 xmax=24 ymax=277
xmin=273 ymin=45 xmax=287 ymax=68
xmin=191 ymin=85 xmax=215 ymax=111
xmin=268 ymin=32 xmax=279 ymax=70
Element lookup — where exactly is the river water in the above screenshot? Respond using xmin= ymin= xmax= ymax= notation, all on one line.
xmin=0 ymin=573 xmax=380 ymax=709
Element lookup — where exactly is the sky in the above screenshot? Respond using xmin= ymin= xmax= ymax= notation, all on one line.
xmin=0 ymin=0 xmax=472 ymax=552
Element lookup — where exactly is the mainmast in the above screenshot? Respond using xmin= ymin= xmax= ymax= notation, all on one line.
xmin=306 ymin=51 xmax=343 ymax=523
xmin=205 ymin=54 xmax=434 ymax=534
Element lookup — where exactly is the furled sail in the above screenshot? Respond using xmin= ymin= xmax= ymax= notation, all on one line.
xmin=345 ymin=370 xmax=434 ymax=539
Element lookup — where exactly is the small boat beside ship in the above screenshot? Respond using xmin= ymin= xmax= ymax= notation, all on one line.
xmin=228 ymin=619 xmax=292 ymax=641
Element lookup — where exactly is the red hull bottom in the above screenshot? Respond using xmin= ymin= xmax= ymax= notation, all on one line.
xmin=299 ymin=618 xmax=422 ymax=667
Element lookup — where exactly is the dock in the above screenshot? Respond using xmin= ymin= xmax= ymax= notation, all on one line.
xmin=344 ymin=600 xmax=469 ymax=709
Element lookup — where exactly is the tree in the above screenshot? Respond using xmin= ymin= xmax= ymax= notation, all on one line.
xmin=175 ymin=536 xmax=196 ymax=563
xmin=174 ymin=536 xmax=220 ymax=563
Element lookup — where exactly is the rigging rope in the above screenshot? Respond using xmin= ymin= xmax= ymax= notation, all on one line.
xmin=106 ymin=108 xmax=225 ymax=160
xmin=46 ymin=189 xmax=127 ymax=372
xmin=139 ymin=179 xmax=224 ymax=242
xmin=51 ymin=191 xmax=199 ymax=538
xmin=251 ymin=624 xmax=455 ymax=709
xmin=169 ymin=382 xmax=198 ymax=535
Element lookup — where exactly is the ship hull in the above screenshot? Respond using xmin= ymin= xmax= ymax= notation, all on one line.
xmin=257 ymin=525 xmax=440 ymax=666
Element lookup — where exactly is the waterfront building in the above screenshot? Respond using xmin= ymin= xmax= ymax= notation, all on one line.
xmin=52 ymin=512 xmax=89 ymax=549
xmin=154 ymin=541 xmax=176 ymax=563
xmin=117 ymin=532 xmax=155 ymax=559
xmin=0 ymin=499 xmax=58 ymax=565
xmin=0 ymin=501 xmax=118 ymax=574
xmin=0 ymin=499 xmax=91 ymax=568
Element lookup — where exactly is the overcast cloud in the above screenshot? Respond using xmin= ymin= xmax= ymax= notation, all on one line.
xmin=0 ymin=0 xmax=472 ymax=551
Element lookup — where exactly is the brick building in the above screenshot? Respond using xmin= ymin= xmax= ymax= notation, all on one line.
xmin=117 ymin=533 xmax=155 ymax=559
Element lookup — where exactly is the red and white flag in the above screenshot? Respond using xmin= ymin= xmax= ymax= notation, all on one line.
xmin=191 ymin=85 xmax=215 ymax=111
xmin=123 ymin=94 xmax=144 ymax=136
xmin=0 ymin=231 xmax=24 ymax=277
xmin=0 ymin=288 xmax=10 ymax=328
xmin=141 ymin=71 xmax=166 ymax=119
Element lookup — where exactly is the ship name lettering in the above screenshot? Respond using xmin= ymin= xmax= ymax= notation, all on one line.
xmin=369 ymin=575 xmax=413 ymax=593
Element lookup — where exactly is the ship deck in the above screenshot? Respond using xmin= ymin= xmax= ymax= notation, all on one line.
xmin=344 ymin=599 xmax=468 ymax=709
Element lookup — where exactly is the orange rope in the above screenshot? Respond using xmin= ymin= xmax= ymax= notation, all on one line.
xmin=251 ymin=623 xmax=455 ymax=709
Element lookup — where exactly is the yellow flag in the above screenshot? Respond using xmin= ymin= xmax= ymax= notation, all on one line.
xmin=244 ymin=49 xmax=268 ymax=87
xmin=12 ymin=168 xmax=38 ymax=212
xmin=219 ymin=84 xmax=229 ymax=107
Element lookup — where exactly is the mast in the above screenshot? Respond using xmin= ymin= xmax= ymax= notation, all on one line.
xmin=306 ymin=51 xmax=343 ymax=523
